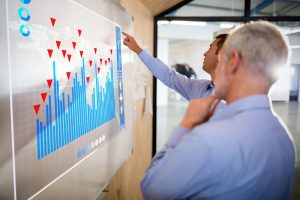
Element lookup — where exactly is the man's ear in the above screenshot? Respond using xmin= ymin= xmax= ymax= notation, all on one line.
xmin=227 ymin=49 xmax=241 ymax=75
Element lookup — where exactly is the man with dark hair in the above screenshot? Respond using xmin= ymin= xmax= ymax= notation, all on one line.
xmin=123 ymin=32 xmax=228 ymax=100
xmin=215 ymin=34 xmax=228 ymax=54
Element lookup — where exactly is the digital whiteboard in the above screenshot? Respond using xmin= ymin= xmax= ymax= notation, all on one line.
xmin=0 ymin=0 xmax=134 ymax=199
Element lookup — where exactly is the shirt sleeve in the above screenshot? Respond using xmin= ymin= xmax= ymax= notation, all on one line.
xmin=140 ymin=126 xmax=215 ymax=200
xmin=138 ymin=50 xmax=210 ymax=100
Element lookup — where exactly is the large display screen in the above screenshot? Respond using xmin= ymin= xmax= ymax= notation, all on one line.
xmin=6 ymin=0 xmax=126 ymax=199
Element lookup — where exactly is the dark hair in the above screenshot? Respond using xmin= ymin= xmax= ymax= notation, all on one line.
xmin=215 ymin=34 xmax=228 ymax=55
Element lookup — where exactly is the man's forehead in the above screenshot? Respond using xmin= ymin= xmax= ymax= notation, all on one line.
xmin=210 ymin=39 xmax=219 ymax=47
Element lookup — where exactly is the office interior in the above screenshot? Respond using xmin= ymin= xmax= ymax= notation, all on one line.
xmin=1 ymin=0 xmax=300 ymax=199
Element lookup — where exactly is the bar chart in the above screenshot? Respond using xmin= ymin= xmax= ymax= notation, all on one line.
xmin=31 ymin=16 xmax=121 ymax=160
xmin=5 ymin=0 xmax=132 ymax=198
xmin=35 ymin=58 xmax=115 ymax=160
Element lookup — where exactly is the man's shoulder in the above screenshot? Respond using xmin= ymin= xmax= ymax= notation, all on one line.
xmin=191 ymin=79 xmax=211 ymax=85
xmin=189 ymin=79 xmax=213 ymax=98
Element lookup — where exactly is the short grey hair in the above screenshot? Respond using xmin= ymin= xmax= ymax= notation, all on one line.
xmin=223 ymin=21 xmax=291 ymax=84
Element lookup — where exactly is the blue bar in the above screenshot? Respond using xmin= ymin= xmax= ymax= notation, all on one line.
xmin=46 ymin=105 xmax=50 ymax=154
xmin=71 ymin=88 xmax=76 ymax=140
xmin=40 ymin=121 xmax=44 ymax=158
xmin=49 ymin=96 xmax=53 ymax=152
xmin=62 ymin=93 xmax=66 ymax=145
xmin=43 ymin=125 xmax=47 ymax=156
xmin=53 ymin=62 xmax=58 ymax=120
xmin=92 ymin=91 xmax=95 ymax=129
xmin=69 ymin=99 xmax=73 ymax=141
xmin=67 ymin=95 xmax=71 ymax=141
xmin=79 ymin=83 xmax=82 ymax=136
xmin=53 ymin=126 xmax=57 ymax=152
xmin=74 ymin=75 xmax=78 ymax=139
xmin=36 ymin=119 xmax=40 ymax=160
xmin=66 ymin=112 xmax=69 ymax=142
xmin=53 ymin=62 xmax=59 ymax=150
xmin=59 ymin=100 xmax=63 ymax=146
xmin=56 ymin=80 xmax=60 ymax=148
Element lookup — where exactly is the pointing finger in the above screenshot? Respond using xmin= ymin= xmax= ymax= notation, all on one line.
xmin=122 ymin=32 xmax=132 ymax=38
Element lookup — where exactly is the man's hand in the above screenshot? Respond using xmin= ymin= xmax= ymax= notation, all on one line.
xmin=122 ymin=32 xmax=143 ymax=54
xmin=180 ymin=96 xmax=220 ymax=130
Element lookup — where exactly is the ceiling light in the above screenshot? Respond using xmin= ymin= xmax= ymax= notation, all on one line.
xmin=220 ymin=23 xmax=234 ymax=29
xmin=157 ymin=20 xmax=169 ymax=25
xmin=170 ymin=21 xmax=207 ymax=26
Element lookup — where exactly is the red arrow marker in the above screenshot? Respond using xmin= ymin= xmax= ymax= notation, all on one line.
xmin=105 ymin=60 xmax=107 ymax=65
xmin=50 ymin=17 xmax=56 ymax=27
xmin=97 ymin=67 xmax=100 ymax=73
xmin=108 ymin=58 xmax=110 ymax=63
xmin=33 ymin=104 xmax=41 ymax=115
xmin=100 ymin=58 xmax=103 ymax=65
xmin=110 ymin=49 xmax=113 ymax=55
xmin=56 ymin=40 xmax=61 ymax=49
xmin=41 ymin=92 xmax=47 ymax=102
xmin=46 ymin=79 xmax=53 ymax=88
xmin=67 ymin=54 xmax=72 ymax=62
xmin=79 ymin=50 xmax=83 ymax=58
xmin=94 ymin=48 xmax=97 ymax=54
xmin=78 ymin=29 xmax=82 ymax=37
xmin=47 ymin=49 xmax=53 ymax=58
xmin=66 ymin=72 xmax=71 ymax=80
xmin=62 ymin=50 xmax=67 ymax=58
xmin=86 ymin=77 xmax=90 ymax=83
xmin=72 ymin=41 xmax=76 ymax=49
xmin=89 ymin=60 xmax=92 ymax=67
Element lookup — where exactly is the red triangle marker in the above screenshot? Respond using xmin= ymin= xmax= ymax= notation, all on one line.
xmin=110 ymin=49 xmax=113 ymax=55
xmin=67 ymin=54 xmax=72 ymax=62
xmin=62 ymin=50 xmax=67 ymax=58
xmin=79 ymin=50 xmax=83 ymax=58
xmin=33 ymin=104 xmax=41 ymax=115
xmin=66 ymin=72 xmax=71 ymax=80
xmin=50 ymin=17 xmax=56 ymax=27
xmin=47 ymin=49 xmax=53 ymax=58
xmin=89 ymin=60 xmax=92 ymax=67
xmin=105 ymin=60 xmax=107 ymax=65
xmin=41 ymin=92 xmax=47 ymax=102
xmin=56 ymin=40 xmax=61 ymax=49
xmin=46 ymin=79 xmax=53 ymax=88
xmin=86 ymin=77 xmax=90 ymax=83
xmin=78 ymin=29 xmax=82 ymax=37
xmin=97 ymin=67 xmax=100 ymax=73
xmin=72 ymin=41 xmax=76 ymax=49
xmin=94 ymin=48 xmax=97 ymax=54
xmin=100 ymin=58 xmax=103 ymax=65
xmin=108 ymin=58 xmax=110 ymax=63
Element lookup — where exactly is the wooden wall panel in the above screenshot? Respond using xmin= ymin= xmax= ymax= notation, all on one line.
xmin=139 ymin=0 xmax=183 ymax=15
xmin=104 ymin=0 xmax=153 ymax=199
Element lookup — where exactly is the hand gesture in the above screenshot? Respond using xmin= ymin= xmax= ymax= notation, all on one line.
xmin=180 ymin=96 xmax=220 ymax=130
xmin=122 ymin=32 xmax=143 ymax=54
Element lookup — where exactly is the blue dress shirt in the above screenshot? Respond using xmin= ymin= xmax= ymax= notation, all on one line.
xmin=138 ymin=50 xmax=213 ymax=100
xmin=141 ymin=95 xmax=296 ymax=200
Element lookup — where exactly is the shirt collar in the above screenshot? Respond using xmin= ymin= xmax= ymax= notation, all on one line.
xmin=206 ymin=81 xmax=214 ymax=91
xmin=211 ymin=94 xmax=271 ymax=121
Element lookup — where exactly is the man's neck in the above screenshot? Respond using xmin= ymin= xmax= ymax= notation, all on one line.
xmin=225 ymin=79 xmax=269 ymax=104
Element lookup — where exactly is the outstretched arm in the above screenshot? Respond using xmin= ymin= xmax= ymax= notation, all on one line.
xmin=122 ymin=32 xmax=211 ymax=100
